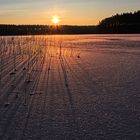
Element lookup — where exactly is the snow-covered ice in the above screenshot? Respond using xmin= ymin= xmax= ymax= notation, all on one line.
xmin=0 ymin=34 xmax=140 ymax=140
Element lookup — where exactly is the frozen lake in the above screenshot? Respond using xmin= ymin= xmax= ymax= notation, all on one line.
xmin=0 ymin=34 xmax=140 ymax=140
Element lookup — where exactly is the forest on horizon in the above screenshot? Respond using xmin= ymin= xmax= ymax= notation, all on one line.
xmin=0 ymin=10 xmax=140 ymax=35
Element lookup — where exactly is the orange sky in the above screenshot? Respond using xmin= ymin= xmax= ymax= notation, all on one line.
xmin=0 ymin=0 xmax=140 ymax=25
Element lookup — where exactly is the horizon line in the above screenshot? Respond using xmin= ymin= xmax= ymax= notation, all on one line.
xmin=0 ymin=24 xmax=96 ymax=26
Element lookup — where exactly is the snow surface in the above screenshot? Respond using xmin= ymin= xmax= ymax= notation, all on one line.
xmin=0 ymin=34 xmax=140 ymax=140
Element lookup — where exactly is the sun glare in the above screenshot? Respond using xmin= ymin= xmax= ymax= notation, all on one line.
xmin=52 ymin=16 xmax=60 ymax=25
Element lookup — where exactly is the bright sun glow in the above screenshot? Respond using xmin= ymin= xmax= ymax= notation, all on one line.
xmin=52 ymin=16 xmax=60 ymax=25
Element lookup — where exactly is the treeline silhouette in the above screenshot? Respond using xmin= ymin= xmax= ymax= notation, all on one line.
xmin=0 ymin=10 xmax=140 ymax=35
xmin=97 ymin=10 xmax=140 ymax=33
xmin=0 ymin=25 xmax=96 ymax=35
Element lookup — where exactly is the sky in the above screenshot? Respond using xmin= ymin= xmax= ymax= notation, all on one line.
xmin=0 ymin=0 xmax=140 ymax=25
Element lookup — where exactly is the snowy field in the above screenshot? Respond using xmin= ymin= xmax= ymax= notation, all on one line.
xmin=0 ymin=34 xmax=140 ymax=140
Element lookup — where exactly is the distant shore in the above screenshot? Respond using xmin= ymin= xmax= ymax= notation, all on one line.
xmin=0 ymin=11 xmax=140 ymax=35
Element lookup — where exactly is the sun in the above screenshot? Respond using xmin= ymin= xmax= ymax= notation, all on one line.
xmin=52 ymin=16 xmax=60 ymax=25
